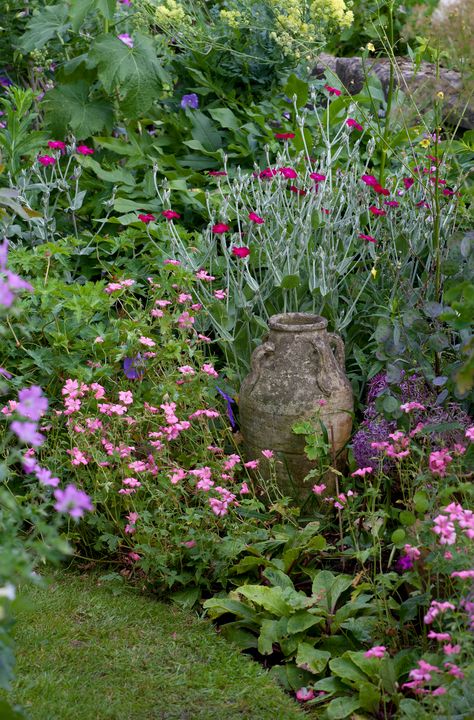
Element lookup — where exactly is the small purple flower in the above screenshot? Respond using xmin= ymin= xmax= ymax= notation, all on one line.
xmin=16 ymin=386 xmax=48 ymax=421
xmin=180 ymin=93 xmax=199 ymax=110
xmin=216 ymin=386 xmax=236 ymax=429
xmin=0 ymin=77 xmax=12 ymax=88
xmin=118 ymin=33 xmax=134 ymax=48
xmin=54 ymin=484 xmax=93 ymax=518
xmin=397 ymin=555 xmax=414 ymax=571
xmin=0 ymin=367 xmax=12 ymax=379
xmin=0 ymin=238 xmax=8 ymax=271
xmin=123 ymin=354 xmax=145 ymax=380
xmin=35 ymin=467 xmax=60 ymax=487
xmin=0 ymin=280 xmax=15 ymax=308
xmin=10 ymin=421 xmax=45 ymax=447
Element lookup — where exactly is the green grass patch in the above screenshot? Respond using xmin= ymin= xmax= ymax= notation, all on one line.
xmin=6 ymin=572 xmax=305 ymax=720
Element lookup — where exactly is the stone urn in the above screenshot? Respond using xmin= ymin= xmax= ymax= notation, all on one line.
xmin=239 ymin=313 xmax=353 ymax=499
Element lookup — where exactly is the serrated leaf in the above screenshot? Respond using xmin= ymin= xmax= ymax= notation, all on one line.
xmin=43 ymin=81 xmax=113 ymax=137
xmin=69 ymin=0 xmax=115 ymax=32
xmin=19 ymin=5 xmax=70 ymax=52
xmin=89 ymin=34 xmax=169 ymax=117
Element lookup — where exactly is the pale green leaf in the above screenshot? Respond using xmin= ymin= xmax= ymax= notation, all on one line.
xmin=295 ymin=643 xmax=330 ymax=674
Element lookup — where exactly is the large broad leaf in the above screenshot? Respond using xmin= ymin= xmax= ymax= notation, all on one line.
xmin=329 ymin=655 xmax=369 ymax=685
xmin=237 ymin=585 xmax=293 ymax=616
xmin=326 ymin=696 xmax=361 ymax=720
xmin=258 ymin=617 xmax=287 ymax=655
xmin=19 ymin=5 xmax=70 ymax=52
xmin=69 ymin=0 xmax=115 ymax=32
xmin=284 ymin=73 xmax=308 ymax=108
xmin=88 ymin=34 xmax=169 ymax=117
xmin=43 ymin=81 xmax=113 ymax=137
xmin=287 ymin=610 xmax=324 ymax=635
xmin=190 ymin=111 xmax=223 ymax=153
xmin=311 ymin=571 xmax=353 ymax=613
xmin=203 ymin=597 xmax=257 ymax=622
xmin=76 ymin=156 xmax=135 ymax=185
xmin=295 ymin=643 xmax=330 ymax=674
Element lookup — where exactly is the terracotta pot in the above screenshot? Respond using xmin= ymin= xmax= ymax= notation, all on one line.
xmin=239 ymin=313 xmax=353 ymax=499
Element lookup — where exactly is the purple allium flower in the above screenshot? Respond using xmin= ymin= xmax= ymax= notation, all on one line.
xmin=16 ymin=386 xmax=48 ymax=421
xmin=10 ymin=421 xmax=45 ymax=447
xmin=216 ymin=386 xmax=236 ymax=429
xmin=54 ymin=484 xmax=93 ymax=518
xmin=123 ymin=354 xmax=145 ymax=380
xmin=180 ymin=93 xmax=199 ymax=109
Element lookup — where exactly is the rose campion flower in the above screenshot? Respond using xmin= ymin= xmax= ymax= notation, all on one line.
xmin=310 ymin=173 xmax=326 ymax=182
xmin=232 ymin=247 xmax=250 ymax=258
xmin=180 ymin=93 xmax=199 ymax=109
xmin=346 ymin=118 xmax=363 ymax=131
xmin=324 ymin=84 xmax=341 ymax=96
xmin=359 ymin=233 xmax=377 ymax=243
xmin=248 ymin=211 xmax=264 ymax=224
xmin=138 ymin=213 xmax=155 ymax=223
xmin=279 ymin=167 xmax=297 ymax=179
xmin=48 ymin=140 xmax=66 ymax=150
xmin=369 ymin=205 xmax=386 ymax=216
xmin=162 ymin=209 xmax=181 ymax=220
xmin=212 ymin=223 xmax=230 ymax=234
xmin=274 ymin=132 xmax=295 ymax=140
xmin=38 ymin=155 xmax=56 ymax=166
xmin=76 ymin=145 xmax=94 ymax=155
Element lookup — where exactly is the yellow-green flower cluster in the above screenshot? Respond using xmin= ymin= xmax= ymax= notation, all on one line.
xmin=154 ymin=0 xmax=189 ymax=29
xmin=219 ymin=9 xmax=244 ymax=29
xmin=310 ymin=0 xmax=354 ymax=29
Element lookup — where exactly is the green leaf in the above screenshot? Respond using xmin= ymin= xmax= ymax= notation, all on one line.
xmin=326 ymin=696 xmax=361 ymax=719
xmin=263 ymin=567 xmax=294 ymax=590
xmin=209 ymin=108 xmax=241 ymax=131
xmin=413 ymin=491 xmax=429 ymax=513
xmin=19 ymin=5 xmax=70 ymax=52
xmin=399 ymin=510 xmax=416 ymax=527
xmin=237 ymin=585 xmax=292 ymax=616
xmin=287 ymin=610 xmax=324 ymax=635
xmin=69 ymin=0 xmax=115 ymax=31
xmin=359 ymin=682 xmax=381 ymax=714
xmin=89 ymin=34 xmax=169 ymax=117
xmin=77 ymin=156 xmax=135 ymax=185
xmin=169 ymin=587 xmax=200 ymax=609
xmin=295 ymin=643 xmax=330 ymax=674
xmin=391 ymin=528 xmax=406 ymax=545
xmin=0 ymin=700 xmax=25 ymax=720
xmin=311 ymin=571 xmax=353 ymax=613
xmin=258 ymin=618 xmax=285 ymax=655
xmin=280 ymin=274 xmax=301 ymax=290
xmin=43 ymin=81 xmax=113 ymax=137
xmin=284 ymin=74 xmax=308 ymax=108
xmin=203 ymin=597 xmax=256 ymax=622
xmin=190 ymin=111 xmax=223 ymax=153
xmin=329 ymin=656 xmax=369 ymax=684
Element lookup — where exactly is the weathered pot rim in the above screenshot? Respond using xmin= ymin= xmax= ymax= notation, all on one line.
xmin=269 ymin=313 xmax=328 ymax=333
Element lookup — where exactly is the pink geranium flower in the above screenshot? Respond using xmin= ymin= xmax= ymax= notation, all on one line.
xmin=262 ymin=449 xmax=274 ymax=459
xmin=364 ymin=646 xmax=386 ymax=659
xmin=351 ymin=466 xmax=373 ymax=477
xmin=312 ymin=483 xmax=326 ymax=495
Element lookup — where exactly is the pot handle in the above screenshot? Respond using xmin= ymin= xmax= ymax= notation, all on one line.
xmin=328 ymin=332 xmax=346 ymax=371
xmin=246 ymin=342 xmax=275 ymax=392
xmin=311 ymin=336 xmax=342 ymax=395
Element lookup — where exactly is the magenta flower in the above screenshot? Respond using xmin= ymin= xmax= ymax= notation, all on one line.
xmin=403 ymin=177 xmax=414 ymax=190
xmin=212 ymin=223 xmax=230 ymax=234
xmin=54 ymin=484 xmax=93 ymax=518
xmin=359 ymin=233 xmax=377 ymax=243
xmin=248 ymin=211 xmax=264 ymax=224
xmin=76 ymin=145 xmax=94 ymax=155
xmin=138 ymin=213 xmax=156 ymax=223
xmin=384 ymin=200 xmax=399 ymax=207
xmin=369 ymin=205 xmax=386 ymax=216
xmin=162 ymin=209 xmax=181 ymax=220
xmin=324 ymin=84 xmax=341 ymax=96
xmin=35 ymin=467 xmax=60 ymax=487
xmin=351 ymin=466 xmax=373 ymax=477
xmin=364 ymin=646 xmax=386 ymax=659
xmin=232 ymin=246 xmax=250 ymax=258
xmin=346 ymin=118 xmax=363 ymax=131
xmin=207 ymin=170 xmax=227 ymax=176
xmin=274 ymin=132 xmax=295 ymax=140
xmin=48 ymin=140 xmax=66 ymax=150
xmin=312 ymin=483 xmax=326 ymax=495
xmin=296 ymin=688 xmax=315 ymax=702
xmin=262 ymin=449 xmax=274 ymax=459
xmin=279 ymin=167 xmax=297 ymax=179
xmin=38 ymin=155 xmax=56 ymax=166
xmin=310 ymin=172 xmax=326 ymax=182
xmin=429 ymin=449 xmax=453 ymax=477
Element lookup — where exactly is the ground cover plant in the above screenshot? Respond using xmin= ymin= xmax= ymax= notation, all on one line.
xmin=0 ymin=0 xmax=473 ymax=718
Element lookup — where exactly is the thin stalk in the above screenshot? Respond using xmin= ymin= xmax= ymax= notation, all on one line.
xmin=379 ymin=1 xmax=395 ymax=185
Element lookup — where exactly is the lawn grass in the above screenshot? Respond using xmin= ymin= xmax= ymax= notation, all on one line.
xmin=6 ymin=571 xmax=305 ymax=720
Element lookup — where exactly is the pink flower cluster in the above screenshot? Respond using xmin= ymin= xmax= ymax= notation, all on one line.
xmin=432 ymin=502 xmax=474 ymax=545
xmin=371 ymin=431 xmax=410 ymax=460
xmin=104 ymin=278 xmax=135 ymax=294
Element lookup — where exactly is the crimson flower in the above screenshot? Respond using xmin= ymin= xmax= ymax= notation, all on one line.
xmin=443 ymin=188 xmax=455 ymax=196
xmin=279 ymin=167 xmax=297 ymax=179
xmin=369 ymin=205 xmax=386 ymax=216
xmin=373 ymin=183 xmax=390 ymax=196
xmin=259 ymin=167 xmax=277 ymax=179
xmin=48 ymin=140 xmax=66 ymax=150
xmin=274 ymin=132 xmax=295 ymax=140
xmin=359 ymin=233 xmax=377 ymax=243
xmin=38 ymin=155 xmax=56 ymax=166
xmin=138 ymin=213 xmax=156 ymax=223
xmin=324 ymin=84 xmax=341 ymax=96
xmin=248 ymin=211 xmax=264 ymax=224
xmin=322 ymin=208 xmax=330 ymax=215
xmin=310 ymin=172 xmax=326 ymax=182
xmin=162 ymin=210 xmax=181 ymax=220
xmin=207 ymin=170 xmax=227 ymax=176
xmin=416 ymin=200 xmax=430 ymax=208
xmin=403 ymin=177 xmax=414 ymax=190
xmin=76 ymin=145 xmax=94 ymax=155
xmin=289 ymin=185 xmax=306 ymax=196
xmin=212 ymin=223 xmax=230 ymax=234
xmin=384 ymin=200 xmax=399 ymax=207
xmin=361 ymin=174 xmax=378 ymax=187
xmin=232 ymin=247 xmax=250 ymax=258
xmin=346 ymin=118 xmax=363 ymax=131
